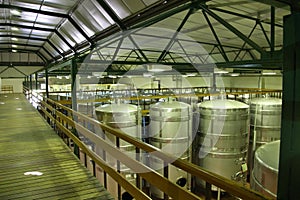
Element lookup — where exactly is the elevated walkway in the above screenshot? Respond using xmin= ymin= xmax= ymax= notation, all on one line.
xmin=0 ymin=93 xmax=113 ymax=200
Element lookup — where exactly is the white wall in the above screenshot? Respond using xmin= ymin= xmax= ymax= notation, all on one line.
xmin=1 ymin=78 xmax=24 ymax=93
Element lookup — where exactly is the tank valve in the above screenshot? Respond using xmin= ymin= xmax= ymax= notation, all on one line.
xmin=231 ymin=163 xmax=248 ymax=182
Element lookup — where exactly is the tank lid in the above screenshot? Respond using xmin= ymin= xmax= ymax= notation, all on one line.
xmin=150 ymin=101 xmax=191 ymax=112
xmin=250 ymin=98 xmax=282 ymax=105
xmin=95 ymin=103 xmax=139 ymax=113
xmin=198 ymin=99 xmax=249 ymax=109
xmin=255 ymin=140 xmax=280 ymax=172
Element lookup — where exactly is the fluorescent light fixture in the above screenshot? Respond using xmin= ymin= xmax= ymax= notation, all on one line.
xmin=185 ymin=73 xmax=197 ymax=77
xmin=24 ymin=171 xmax=43 ymax=176
xmin=147 ymin=64 xmax=172 ymax=72
xmin=12 ymin=49 xmax=17 ymax=53
xmin=143 ymin=72 xmax=154 ymax=77
xmin=230 ymin=73 xmax=240 ymax=77
xmin=11 ymin=27 xmax=19 ymax=31
xmin=10 ymin=9 xmax=21 ymax=15
xmin=108 ymin=75 xmax=116 ymax=78
xmin=11 ymin=37 xmax=18 ymax=41
xmin=214 ymin=68 xmax=229 ymax=74
xmin=12 ymin=45 xmax=18 ymax=48
xmin=262 ymin=72 xmax=277 ymax=75
xmin=262 ymin=70 xmax=277 ymax=75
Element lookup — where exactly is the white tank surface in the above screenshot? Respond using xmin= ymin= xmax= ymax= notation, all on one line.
xmin=248 ymin=98 xmax=282 ymax=171
xmin=194 ymin=99 xmax=249 ymax=190
xmin=251 ymin=140 xmax=280 ymax=199
xmin=149 ymin=101 xmax=193 ymax=199
xmin=95 ymin=103 xmax=141 ymax=199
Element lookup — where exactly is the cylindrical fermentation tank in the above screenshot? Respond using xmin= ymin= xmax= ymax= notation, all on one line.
xmin=149 ymin=101 xmax=193 ymax=199
xmin=95 ymin=103 xmax=141 ymax=199
xmin=248 ymin=98 xmax=282 ymax=171
xmin=194 ymin=99 xmax=249 ymax=189
xmin=250 ymin=140 xmax=280 ymax=198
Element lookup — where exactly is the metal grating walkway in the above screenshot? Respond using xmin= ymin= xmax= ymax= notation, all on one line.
xmin=0 ymin=93 xmax=114 ymax=200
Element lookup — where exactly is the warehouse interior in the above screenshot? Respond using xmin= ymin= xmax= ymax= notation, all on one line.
xmin=0 ymin=0 xmax=299 ymax=199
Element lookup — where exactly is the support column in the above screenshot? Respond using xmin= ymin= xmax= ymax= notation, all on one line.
xmin=278 ymin=12 xmax=300 ymax=200
xmin=29 ymin=75 xmax=33 ymax=90
xmin=35 ymin=72 xmax=38 ymax=90
xmin=71 ymin=57 xmax=78 ymax=111
xmin=45 ymin=68 xmax=49 ymax=98
xmin=71 ymin=57 xmax=80 ymax=158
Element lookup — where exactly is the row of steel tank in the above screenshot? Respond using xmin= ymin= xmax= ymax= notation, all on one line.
xmin=93 ymin=97 xmax=281 ymax=199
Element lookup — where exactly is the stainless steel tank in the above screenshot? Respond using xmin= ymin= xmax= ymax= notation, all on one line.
xmin=149 ymin=101 xmax=193 ymax=199
xmin=194 ymin=99 xmax=249 ymax=190
xmin=95 ymin=103 xmax=141 ymax=199
xmin=250 ymin=140 xmax=279 ymax=198
xmin=248 ymin=98 xmax=282 ymax=171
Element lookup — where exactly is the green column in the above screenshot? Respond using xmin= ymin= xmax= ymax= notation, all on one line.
xmin=35 ymin=73 xmax=38 ymax=90
xmin=278 ymin=12 xmax=300 ymax=200
xmin=29 ymin=75 xmax=33 ymax=90
xmin=45 ymin=68 xmax=49 ymax=98
xmin=71 ymin=57 xmax=78 ymax=111
xmin=71 ymin=57 xmax=80 ymax=158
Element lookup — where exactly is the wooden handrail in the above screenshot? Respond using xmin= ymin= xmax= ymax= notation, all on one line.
xmin=23 ymin=86 xmax=274 ymax=200
xmin=42 ymin=98 xmax=201 ymax=200
xmin=45 ymin=97 xmax=271 ymax=200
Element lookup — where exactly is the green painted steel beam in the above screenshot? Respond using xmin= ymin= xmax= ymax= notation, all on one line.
xmin=0 ymin=42 xmax=41 ymax=48
xmin=55 ymin=30 xmax=75 ymax=52
xmin=202 ymin=10 xmax=229 ymax=62
xmin=45 ymin=68 xmax=49 ymax=98
xmin=0 ymin=34 xmax=48 ymax=41
xmin=271 ymin=6 xmax=275 ymax=52
xmin=0 ymin=4 xmax=68 ymax=18
xmin=210 ymin=7 xmax=284 ymax=28
xmin=250 ymin=0 xmax=290 ymax=8
xmin=157 ymin=8 xmax=194 ymax=62
xmin=0 ymin=62 xmax=44 ymax=67
xmin=47 ymin=40 xmax=63 ymax=58
xmin=42 ymin=47 xmax=55 ymax=60
xmin=95 ymin=0 xmax=126 ymax=30
xmin=199 ymin=4 xmax=265 ymax=55
xmin=278 ymin=12 xmax=300 ymax=200
xmin=0 ymin=23 xmax=55 ymax=32
xmin=0 ymin=48 xmax=38 ymax=54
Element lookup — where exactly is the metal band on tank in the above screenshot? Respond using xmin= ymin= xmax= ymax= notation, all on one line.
xmin=251 ymin=171 xmax=277 ymax=198
xmin=199 ymin=113 xmax=248 ymax=121
xmin=149 ymin=136 xmax=189 ymax=143
xmin=202 ymin=149 xmax=248 ymax=158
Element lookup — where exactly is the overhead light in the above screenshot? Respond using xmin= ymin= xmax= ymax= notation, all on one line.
xmin=143 ymin=72 xmax=154 ymax=77
xmin=11 ymin=37 xmax=18 ymax=41
xmin=11 ymin=27 xmax=19 ymax=31
xmin=10 ymin=9 xmax=21 ymax=15
xmin=12 ymin=49 xmax=17 ymax=53
xmin=108 ymin=75 xmax=117 ymax=78
xmin=262 ymin=70 xmax=278 ymax=75
xmin=230 ymin=73 xmax=240 ymax=77
xmin=262 ymin=72 xmax=277 ymax=75
xmin=214 ymin=68 xmax=229 ymax=74
xmin=12 ymin=45 xmax=18 ymax=48
xmin=147 ymin=64 xmax=172 ymax=72
xmin=185 ymin=73 xmax=197 ymax=77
